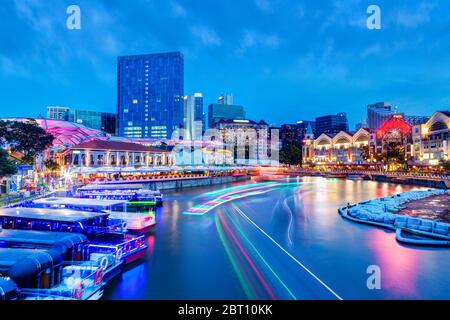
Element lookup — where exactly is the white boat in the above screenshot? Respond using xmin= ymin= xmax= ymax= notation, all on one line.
xmin=76 ymin=184 xmax=163 ymax=206
xmin=32 ymin=197 xmax=156 ymax=233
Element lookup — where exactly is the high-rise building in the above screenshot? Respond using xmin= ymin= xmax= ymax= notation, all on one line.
xmin=208 ymin=104 xmax=245 ymax=128
xmin=367 ymin=102 xmax=394 ymax=131
xmin=315 ymin=113 xmax=348 ymax=136
xmin=279 ymin=124 xmax=300 ymax=147
xmin=218 ymin=93 xmax=234 ymax=105
xmin=47 ymin=106 xmax=72 ymax=121
xmin=117 ymin=52 xmax=184 ymax=139
xmin=74 ymin=110 xmax=117 ymax=135
xmin=296 ymin=120 xmax=316 ymax=138
xmin=183 ymin=93 xmax=204 ymax=141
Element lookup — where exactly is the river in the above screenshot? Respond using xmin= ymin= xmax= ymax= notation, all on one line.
xmin=103 ymin=177 xmax=450 ymax=300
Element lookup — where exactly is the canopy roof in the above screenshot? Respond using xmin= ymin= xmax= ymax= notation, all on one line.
xmin=0 ymin=208 xmax=109 ymax=222
xmin=0 ymin=229 xmax=86 ymax=246
xmin=0 ymin=248 xmax=46 ymax=270
xmin=33 ymin=197 xmax=128 ymax=208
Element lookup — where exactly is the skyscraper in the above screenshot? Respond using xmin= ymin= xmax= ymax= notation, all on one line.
xmin=117 ymin=52 xmax=184 ymax=139
xmin=183 ymin=93 xmax=204 ymax=141
xmin=315 ymin=113 xmax=348 ymax=136
xmin=367 ymin=102 xmax=394 ymax=131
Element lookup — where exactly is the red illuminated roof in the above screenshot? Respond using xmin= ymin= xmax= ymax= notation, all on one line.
xmin=376 ymin=116 xmax=412 ymax=139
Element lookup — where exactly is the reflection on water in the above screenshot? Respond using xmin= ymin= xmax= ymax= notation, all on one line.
xmin=103 ymin=177 xmax=450 ymax=300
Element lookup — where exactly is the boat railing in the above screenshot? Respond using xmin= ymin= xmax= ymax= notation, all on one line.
xmin=88 ymin=234 xmax=146 ymax=259
xmin=19 ymin=253 xmax=119 ymax=300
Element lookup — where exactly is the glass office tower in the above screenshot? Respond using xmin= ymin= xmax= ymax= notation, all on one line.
xmin=315 ymin=112 xmax=349 ymax=136
xmin=117 ymin=52 xmax=184 ymax=139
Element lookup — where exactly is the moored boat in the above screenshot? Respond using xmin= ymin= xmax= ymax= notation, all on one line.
xmin=75 ymin=184 xmax=163 ymax=207
xmin=32 ymin=197 xmax=156 ymax=233
xmin=0 ymin=208 xmax=147 ymax=265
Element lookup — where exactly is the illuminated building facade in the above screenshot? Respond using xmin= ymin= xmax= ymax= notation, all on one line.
xmin=58 ymin=139 xmax=174 ymax=168
xmin=212 ymin=119 xmax=270 ymax=164
xmin=302 ymin=128 xmax=371 ymax=165
xmin=117 ymin=52 xmax=184 ymax=139
xmin=412 ymin=111 xmax=450 ymax=165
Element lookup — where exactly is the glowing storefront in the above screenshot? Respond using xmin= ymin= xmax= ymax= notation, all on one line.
xmin=412 ymin=111 xmax=450 ymax=165
xmin=303 ymin=128 xmax=371 ymax=165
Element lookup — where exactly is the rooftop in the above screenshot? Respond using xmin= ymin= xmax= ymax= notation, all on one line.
xmin=0 ymin=208 xmax=109 ymax=223
xmin=71 ymin=139 xmax=169 ymax=153
xmin=0 ymin=229 xmax=86 ymax=246
xmin=33 ymin=197 xmax=128 ymax=208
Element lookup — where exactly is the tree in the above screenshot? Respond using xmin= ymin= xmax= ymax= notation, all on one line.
xmin=0 ymin=149 xmax=17 ymax=178
xmin=0 ymin=120 xmax=54 ymax=165
xmin=385 ymin=142 xmax=406 ymax=164
xmin=359 ymin=145 xmax=371 ymax=162
xmin=280 ymin=141 xmax=302 ymax=166
xmin=44 ymin=159 xmax=60 ymax=173
xmin=440 ymin=159 xmax=450 ymax=171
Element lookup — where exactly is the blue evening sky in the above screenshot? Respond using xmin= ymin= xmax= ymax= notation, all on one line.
xmin=1 ymin=0 xmax=450 ymax=129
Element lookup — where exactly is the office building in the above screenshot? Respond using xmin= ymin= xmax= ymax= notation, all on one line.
xmin=208 ymin=104 xmax=245 ymax=128
xmin=315 ymin=113 xmax=348 ymax=136
xmin=117 ymin=52 xmax=184 ymax=139
xmin=47 ymin=106 xmax=72 ymax=121
xmin=213 ymin=119 xmax=269 ymax=164
xmin=183 ymin=93 xmax=204 ymax=141
xmin=218 ymin=93 xmax=234 ymax=105
xmin=367 ymin=102 xmax=395 ymax=131
xmin=74 ymin=110 xmax=117 ymax=135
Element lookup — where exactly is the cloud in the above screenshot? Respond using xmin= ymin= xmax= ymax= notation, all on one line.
xmin=360 ymin=44 xmax=383 ymax=58
xmin=254 ymin=0 xmax=273 ymax=13
xmin=390 ymin=2 xmax=436 ymax=28
xmin=191 ymin=25 xmax=222 ymax=46
xmin=236 ymin=30 xmax=281 ymax=55
xmin=0 ymin=55 xmax=29 ymax=78
xmin=170 ymin=1 xmax=187 ymax=17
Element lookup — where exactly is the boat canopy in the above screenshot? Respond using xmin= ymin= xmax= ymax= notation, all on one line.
xmin=79 ymin=184 xmax=145 ymax=191
xmin=0 ymin=229 xmax=87 ymax=249
xmin=0 ymin=277 xmax=18 ymax=300
xmin=6 ymin=249 xmax=63 ymax=288
xmin=0 ymin=248 xmax=46 ymax=273
xmin=0 ymin=208 xmax=110 ymax=223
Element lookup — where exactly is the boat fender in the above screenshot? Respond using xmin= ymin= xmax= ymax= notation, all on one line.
xmin=125 ymin=243 xmax=132 ymax=253
xmin=73 ymin=282 xmax=85 ymax=300
xmin=99 ymin=257 xmax=109 ymax=270
xmin=122 ymin=222 xmax=127 ymax=230
xmin=95 ymin=269 xmax=104 ymax=285
xmin=135 ymin=238 xmax=143 ymax=248
xmin=115 ymin=248 xmax=123 ymax=262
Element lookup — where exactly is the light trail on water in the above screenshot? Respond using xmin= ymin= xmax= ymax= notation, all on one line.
xmin=232 ymin=204 xmax=344 ymax=300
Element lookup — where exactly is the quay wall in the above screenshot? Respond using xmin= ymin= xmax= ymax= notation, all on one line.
xmin=369 ymin=174 xmax=448 ymax=189
xmin=102 ymin=175 xmax=251 ymax=191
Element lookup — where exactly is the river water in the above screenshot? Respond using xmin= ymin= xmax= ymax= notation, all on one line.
xmin=103 ymin=177 xmax=450 ymax=300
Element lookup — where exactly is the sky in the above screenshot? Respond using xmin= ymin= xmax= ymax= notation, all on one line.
xmin=1 ymin=0 xmax=450 ymax=129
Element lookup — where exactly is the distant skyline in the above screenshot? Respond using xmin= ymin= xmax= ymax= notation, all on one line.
xmin=1 ymin=0 xmax=450 ymax=128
